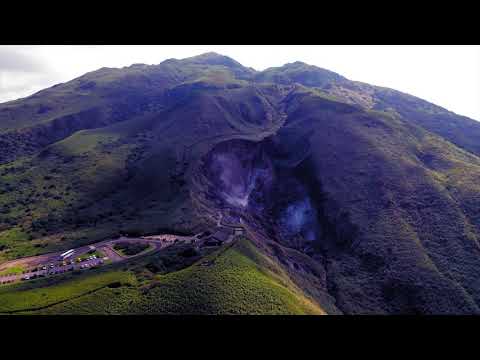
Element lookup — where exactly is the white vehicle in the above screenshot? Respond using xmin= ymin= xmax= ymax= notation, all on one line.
xmin=60 ymin=249 xmax=73 ymax=257
xmin=60 ymin=249 xmax=75 ymax=260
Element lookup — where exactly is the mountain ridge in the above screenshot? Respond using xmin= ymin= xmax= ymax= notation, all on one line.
xmin=1 ymin=52 xmax=480 ymax=314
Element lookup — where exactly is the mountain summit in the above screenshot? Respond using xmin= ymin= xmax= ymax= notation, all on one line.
xmin=1 ymin=53 xmax=480 ymax=314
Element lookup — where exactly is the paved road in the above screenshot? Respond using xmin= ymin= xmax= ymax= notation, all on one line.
xmin=0 ymin=233 xmax=196 ymax=285
xmin=0 ymin=229 xmax=237 ymax=286
xmin=0 ymin=257 xmax=105 ymax=284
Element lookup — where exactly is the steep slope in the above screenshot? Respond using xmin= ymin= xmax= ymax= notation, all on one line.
xmin=0 ymin=237 xmax=329 ymax=315
xmin=0 ymin=52 xmax=255 ymax=164
xmin=191 ymin=92 xmax=480 ymax=314
xmin=0 ymin=68 xmax=287 ymax=261
xmin=257 ymin=62 xmax=480 ymax=156
xmin=267 ymin=93 xmax=480 ymax=313
xmin=2 ymin=53 xmax=480 ymax=314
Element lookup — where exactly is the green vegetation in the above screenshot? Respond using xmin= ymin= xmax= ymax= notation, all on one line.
xmin=28 ymin=238 xmax=325 ymax=315
xmin=113 ymin=242 xmax=150 ymax=256
xmin=0 ymin=228 xmax=38 ymax=262
xmin=133 ymin=238 xmax=324 ymax=314
xmin=0 ymin=270 xmax=135 ymax=313
xmin=0 ymin=119 xmax=202 ymax=260
xmin=76 ymin=250 xmax=105 ymax=262
xmin=0 ymin=237 xmax=325 ymax=315
xmin=0 ymin=265 xmax=25 ymax=276
xmin=254 ymin=61 xmax=345 ymax=88
xmin=2 ymin=52 xmax=480 ymax=314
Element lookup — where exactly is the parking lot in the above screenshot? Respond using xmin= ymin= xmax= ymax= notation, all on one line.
xmin=0 ymin=254 xmax=106 ymax=285
xmin=0 ymin=233 xmax=197 ymax=285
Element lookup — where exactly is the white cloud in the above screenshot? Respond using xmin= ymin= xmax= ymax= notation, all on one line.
xmin=0 ymin=45 xmax=479 ymax=120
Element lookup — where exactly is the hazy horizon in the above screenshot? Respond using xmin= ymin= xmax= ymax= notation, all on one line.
xmin=0 ymin=45 xmax=479 ymax=120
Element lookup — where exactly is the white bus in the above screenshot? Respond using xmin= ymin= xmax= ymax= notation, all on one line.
xmin=63 ymin=252 xmax=75 ymax=260
xmin=60 ymin=249 xmax=74 ymax=260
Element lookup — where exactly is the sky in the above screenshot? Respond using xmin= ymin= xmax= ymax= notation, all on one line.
xmin=0 ymin=45 xmax=479 ymax=120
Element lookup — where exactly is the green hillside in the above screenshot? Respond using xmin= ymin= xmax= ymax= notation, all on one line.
xmin=2 ymin=52 xmax=480 ymax=314
xmin=0 ymin=238 xmax=327 ymax=315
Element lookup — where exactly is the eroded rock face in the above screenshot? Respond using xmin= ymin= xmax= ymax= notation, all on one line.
xmin=5 ymin=53 xmax=480 ymax=314
xmin=202 ymin=140 xmax=274 ymax=209
xmin=198 ymin=138 xmax=329 ymax=253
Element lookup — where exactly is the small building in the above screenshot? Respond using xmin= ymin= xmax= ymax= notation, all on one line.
xmin=200 ymin=228 xmax=236 ymax=247
xmin=213 ymin=228 xmax=233 ymax=242
xmin=233 ymin=227 xmax=245 ymax=236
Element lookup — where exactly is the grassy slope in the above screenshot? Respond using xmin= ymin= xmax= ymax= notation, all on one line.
xmin=0 ymin=127 xmax=137 ymax=260
xmin=279 ymin=93 xmax=480 ymax=313
xmin=0 ymin=106 xmax=202 ymax=259
xmin=0 ymin=79 xmax=284 ymax=261
xmin=0 ymin=270 xmax=135 ymax=313
xmin=133 ymin=238 xmax=324 ymax=315
xmin=2 ymin=84 xmax=480 ymax=314
xmin=3 ymin=54 xmax=480 ymax=314
xmin=261 ymin=62 xmax=480 ymax=158
xmin=19 ymin=238 xmax=325 ymax=315
xmin=0 ymin=265 xmax=24 ymax=276
xmin=0 ymin=228 xmax=33 ymax=261
xmin=257 ymin=61 xmax=480 ymax=163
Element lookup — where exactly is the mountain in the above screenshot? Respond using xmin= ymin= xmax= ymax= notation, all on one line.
xmin=1 ymin=52 xmax=480 ymax=314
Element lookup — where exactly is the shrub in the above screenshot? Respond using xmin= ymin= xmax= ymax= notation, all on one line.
xmin=179 ymin=247 xmax=199 ymax=258
xmin=121 ymin=228 xmax=144 ymax=237
xmin=113 ymin=242 xmax=149 ymax=256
